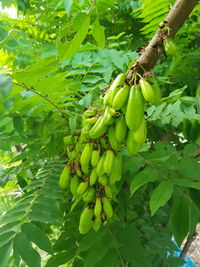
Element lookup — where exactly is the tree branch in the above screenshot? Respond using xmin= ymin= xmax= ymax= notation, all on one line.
xmin=180 ymin=233 xmax=197 ymax=259
xmin=128 ymin=0 xmax=198 ymax=78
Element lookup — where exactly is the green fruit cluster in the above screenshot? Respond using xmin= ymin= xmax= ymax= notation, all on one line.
xmin=59 ymin=72 xmax=161 ymax=234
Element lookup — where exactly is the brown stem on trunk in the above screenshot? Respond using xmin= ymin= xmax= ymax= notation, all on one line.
xmin=128 ymin=0 xmax=198 ymax=79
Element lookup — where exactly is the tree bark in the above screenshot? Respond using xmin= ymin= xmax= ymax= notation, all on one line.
xmin=128 ymin=0 xmax=198 ymax=79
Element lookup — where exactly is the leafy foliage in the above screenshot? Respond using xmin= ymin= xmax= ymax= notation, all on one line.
xmin=0 ymin=0 xmax=200 ymax=266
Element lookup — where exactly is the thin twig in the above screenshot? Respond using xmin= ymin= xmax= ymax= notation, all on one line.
xmin=14 ymin=82 xmax=67 ymax=118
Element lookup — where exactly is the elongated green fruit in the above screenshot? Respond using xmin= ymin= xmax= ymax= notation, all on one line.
xmin=127 ymin=130 xmax=140 ymax=155
xmin=85 ymin=116 xmax=98 ymax=125
xmin=93 ymin=215 xmax=101 ymax=232
xmin=103 ymin=91 xmax=111 ymax=106
xmin=94 ymin=197 xmax=102 ymax=217
xmin=98 ymin=174 xmax=108 ymax=186
xmin=104 ymin=186 xmax=113 ymax=199
xmin=80 ymin=143 xmax=93 ymax=169
xmin=79 ymin=207 xmax=94 ymax=235
xmin=82 ymin=164 xmax=90 ymax=175
xmin=103 ymin=106 xmax=115 ymax=125
xmin=96 ymin=154 xmax=105 ymax=176
xmin=77 ymin=181 xmax=88 ymax=195
xmin=115 ymin=115 xmax=127 ymax=143
xmin=84 ymin=107 xmax=98 ymax=117
xmin=70 ymin=175 xmax=79 ymax=196
xmin=112 ymin=85 xmax=130 ymax=110
xmin=83 ymin=187 xmax=96 ymax=203
xmin=164 ymin=39 xmax=177 ymax=57
xmin=139 ymin=78 xmax=155 ymax=103
xmin=133 ymin=119 xmax=147 ymax=144
xmin=90 ymin=168 xmax=98 ymax=185
xmin=80 ymin=124 xmax=93 ymax=142
xmin=108 ymin=125 xmax=120 ymax=151
xmin=125 ymin=85 xmax=144 ymax=132
xmin=150 ymin=76 xmax=161 ymax=105
xmin=89 ymin=116 xmax=107 ymax=139
xmin=109 ymin=153 xmax=122 ymax=184
xmin=108 ymin=73 xmax=126 ymax=105
xmin=103 ymin=150 xmax=115 ymax=175
xmin=76 ymin=168 xmax=82 ymax=177
xmin=91 ymin=148 xmax=100 ymax=167
xmin=102 ymin=197 xmax=113 ymax=218
xmin=59 ymin=166 xmax=71 ymax=189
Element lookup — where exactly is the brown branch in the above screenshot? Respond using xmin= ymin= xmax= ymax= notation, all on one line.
xmin=14 ymin=82 xmax=67 ymax=118
xmin=180 ymin=233 xmax=197 ymax=258
xmin=128 ymin=0 xmax=198 ymax=78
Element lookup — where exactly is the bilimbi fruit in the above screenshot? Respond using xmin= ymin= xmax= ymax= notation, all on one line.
xmin=59 ymin=71 xmax=162 ymax=234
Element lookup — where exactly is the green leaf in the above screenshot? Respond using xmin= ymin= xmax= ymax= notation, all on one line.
xmin=0 ymin=241 xmax=12 ymax=267
xmin=64 ymin=0 xmax=73 ymax=15
xmin=0 ymin=73 xmax=13 ymax=98
xmin=78 ymin=229 xmax=106 ymax=253
xmin=91 ymin=19 xmax=105 ymax=49
xmin=150 ymin=181 xmax=173 ymax=216
xmin=189 ymin=202 xmax=199 ymax=236
xmin=116 ymin=224 xmax=152 ymax=267
xmin=94 ymin=249 xmax=118 ymax=267
xmin=83 ymin=235 xmax=112 ymax=267
xmin=14 ymin=232 xmax=41 ymax=267
xmin=45 ymin=246 xmax=76 ymax=267
xmin=22 ymin=223 xmax=53 ymax=254
xmin=0 ymin=231 xmax=15 ymax=248
xmin=169 ymin=193 xmax=189 ymax=246
xmin=130 ymin=167 xmax=159 ymax=195
xmin=145 ymin=150 xmax=172 ymax=162
xmin=58 ymin=13 xmax=90 ymax=60
xmin=13 ymin=115 xmax=24 ymax=134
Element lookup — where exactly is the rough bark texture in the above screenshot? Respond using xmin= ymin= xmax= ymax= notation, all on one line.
xmin=128 ymin=0 xmax=198 ymax=80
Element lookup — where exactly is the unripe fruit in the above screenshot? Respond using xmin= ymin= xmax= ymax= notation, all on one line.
xmin=89 ymin=116 xmax=107 ymax=139
xmin=93 ymin=215 xmax=101 ymax=232
xmin=98 ymin=174 xmax=108 ymax=186
xmin=125 ymin=85 xmax=144 ymax=132
xmin=164 ymin=39 xmax=177 ymax=57
xmin=94 ymin=197 xmax=102 ymax=217
xmin=79 ymin=207 xmax=94 ymax=234
xmin=91 ymin=148 xmax=100 ymax=167
xmin=80 ymin=124 xmax=92 ymax=142
xmin=109 ymin=153 xmax=122 ymax=184
xmin=80 ymin=143 xmax=93 ymax=169
xmin=103 ymin=150 xmax=115 ymax=175
xmin=96 ymin=155 xmax=105 ymax=176
xmin=108 ymin=125 xmax=120 ymax=151
xmin=77 ymin=181 xmax=88 ymax=195
xmin=127 ymin=130 xmax=140 ymax=155
xmin=139 ymin=78 xmax=156 ymax=104
xmin=90 ymin=168 xmax=98 ymax=185
xmin=83 ymin=187 xmax=96 ymax=203
xmin=59 ymin=166 xmax=71 ymax=189
xmin=115 ymin=115 xmax=127 ymax=143
xmin=104 ymin=186 xmax=113 ymax=198
xmin=112 ymin=85 xmax=130 ymax=110
xmin=133 ymin=119 xmax=147 ymax=144
xmin=85 ymin=116 xmax=98 ymax=125
xmin=150 ymin=76 xmax=161 ymax=105
xmin=70 ymin=175 xmax=79 ymax=196
xmin=108 ymin=73 xmax=126 ymax=105
xmin=103 ymin=106 xmax=115 ymax=125
xmin=102 ymin=197 xmax=113 ymax=218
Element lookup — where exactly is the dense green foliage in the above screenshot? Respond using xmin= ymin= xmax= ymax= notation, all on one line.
xmin=0 ymin=0 xmax=200 ymax=266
